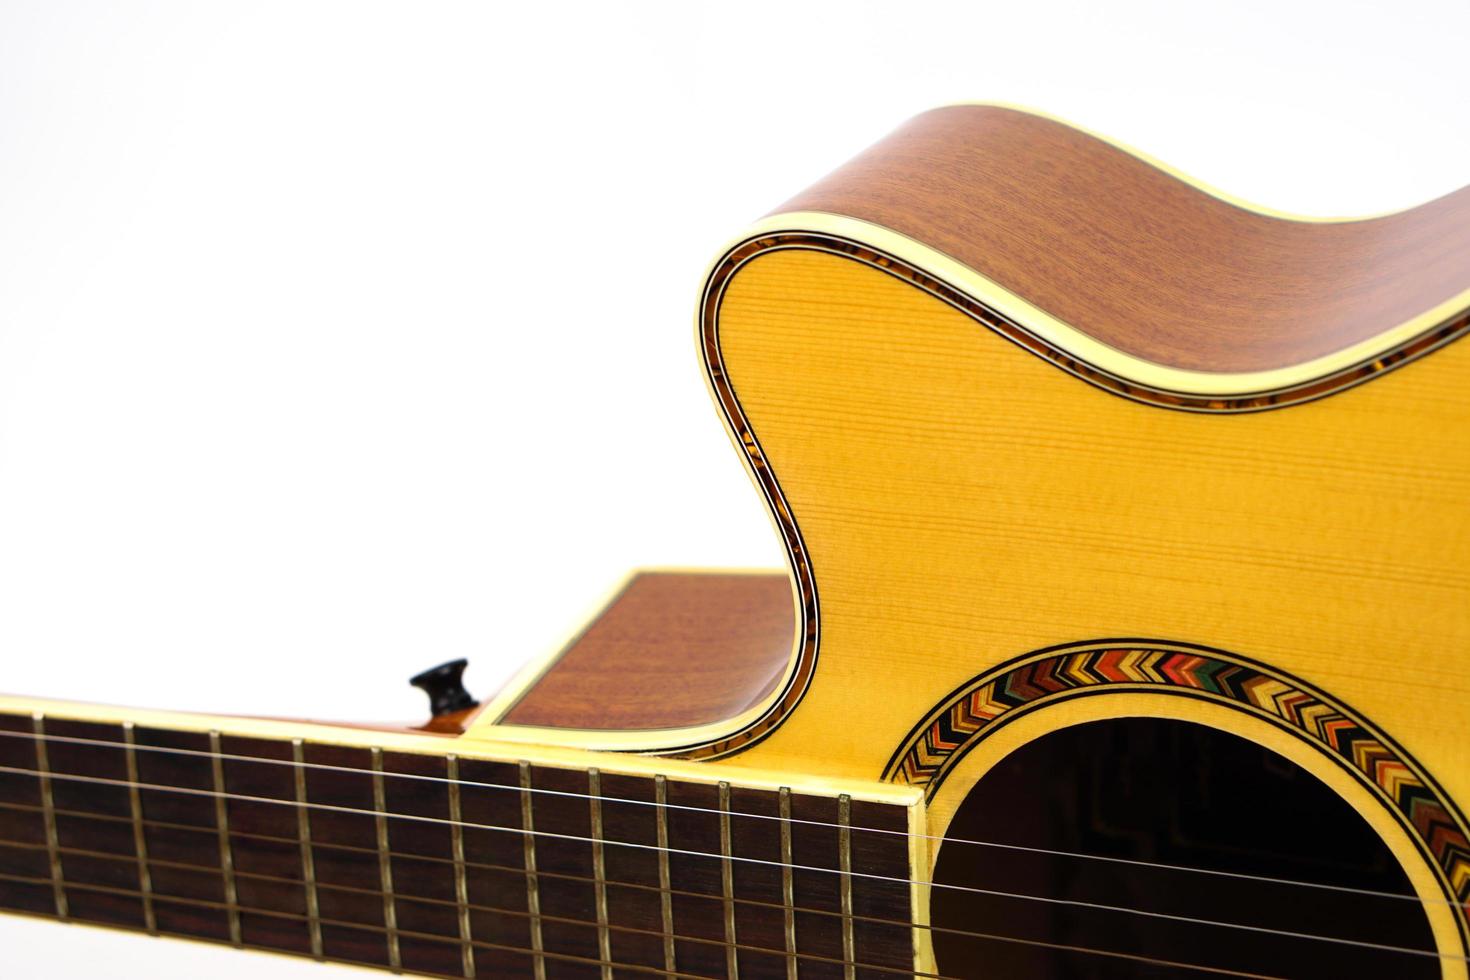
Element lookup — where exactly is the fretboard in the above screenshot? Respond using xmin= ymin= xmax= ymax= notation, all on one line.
xmin=0 ymin=711 xmax=915 ymax=978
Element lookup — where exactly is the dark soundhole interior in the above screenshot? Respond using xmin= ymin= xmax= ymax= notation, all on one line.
xmin=931 ymin=718 xmax=1440 ymax=978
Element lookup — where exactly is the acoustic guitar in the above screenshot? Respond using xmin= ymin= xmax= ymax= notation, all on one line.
xmin=3 ymin=104 xmax=1468 ymax=979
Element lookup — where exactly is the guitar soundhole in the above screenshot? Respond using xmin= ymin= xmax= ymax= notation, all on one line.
xmin=930 ymin=718 xmax=1440 ymax=978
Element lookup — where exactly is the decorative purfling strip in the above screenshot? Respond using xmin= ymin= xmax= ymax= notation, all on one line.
xmin=208 ymin=730 xmax=241 ymax=946
xmin=446 ymin=755 xmax=475 ymax=979
xmin=718 ymin=781 xmax=739 ymax=979
xmin=588 ymin=768 xmax=612 ymax=980
xmin=654 ymin=774 xmax=676 ymax=974
xmin=31 ymin=714 xmax=66 ymax=920
xmin=778 ymin=787 xmax=797 ymax=980
xmin=884 ymin=639 xmax=1470 ymax=945
xmin=838 ymin=794 xmax=855 ymax=980
xmin=707 ymin=233 xmax=1470 ymax=415
xmin=519 ymin=761 xmax=547 ymax=980
xmin=122 ymin=722 xmax=156 ymax=934
xmin=370 ymin=747 xmax=401 ymax=972
xmin=292 ymin=739 xmax=323 ymax=960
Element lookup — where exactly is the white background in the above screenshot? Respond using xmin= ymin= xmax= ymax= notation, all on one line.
xmin=2 ymin=1 xmax=1469 ymax=975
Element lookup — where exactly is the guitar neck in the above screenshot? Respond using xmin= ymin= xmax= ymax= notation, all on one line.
xmin=0 ymin=708 xmax=918 ymax=978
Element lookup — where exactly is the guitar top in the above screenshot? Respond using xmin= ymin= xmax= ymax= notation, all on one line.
xmin=3 ymin=104 xmax=1469 ymax=979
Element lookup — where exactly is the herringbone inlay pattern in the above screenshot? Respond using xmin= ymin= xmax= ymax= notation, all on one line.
xmin=885 ymin=641 xmax=1470 ymax=935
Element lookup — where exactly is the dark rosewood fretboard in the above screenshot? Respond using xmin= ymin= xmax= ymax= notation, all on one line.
xmin=0 ymin=712 xmax=915 ymax=978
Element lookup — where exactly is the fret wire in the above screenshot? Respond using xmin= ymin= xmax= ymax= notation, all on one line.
xmin=370 ymin=747 xmax=401 ymax=972
xmin=0 ymin=869 xmax=781 ymax=980
xmin=588 ymin=768 xmax=613 ymax=980
xmin=30 ymin=714 xmax=67 ymax=920
xmin=518 ymin=760 xmax=546 ymax=980
xmin=8 ymin=727 xmax=916 ymax=840
xmin=207 ymin=730 xmax=242 ymax=946
xmin=0 ymin=905 xmax=724 ymax=980
xmin=446 ymin=755 xmax=475 ymax=980
xmin=718 ymin=781 xmax=739 ymax=979
xmin=779 ymin=786 xmax=797 ymax=980
xmin=0 ymin=759 xmax=1465 ymax=962
xmin=2 ymin=829 xmax=1448 ymax=978
xmin=122 ymin=723 xmax=157 ymax=935
xmin=2 ymin=831 xmax=921 ymax=969
xmin=655 ymin=774 xmax=677 ymax=975
xmin=839 ymin=793 xmax=856 ymax=980
xmin=6 ymin=828 xmax=883 ymax=936
xmin=5 ymin=781 xmax=721 ymax=906
xmin=292 ymin=738 xmax=323 ymax=960
xmin=6 ymin=727 xmax=1464 ymax=914
xmin=4 ymin=830 xmax=872 ymax=928
xmin=0 ymin=865 xmax=949 ymax=980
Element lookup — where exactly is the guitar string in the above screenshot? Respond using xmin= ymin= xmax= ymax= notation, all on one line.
xmin=0 ymin=861 xmax=930 ymax=980
xmin=4 ymin=727 xmax=1464 ymax=912
xmin=0 ymin=865 xmax=1299 ymax=980
xmin=0 ymin=822 xmax=1293 ymax=980
xmin=0 ymin=805 xmax=1437 ymax=978
xmin=0 ymin=762 xmax=1461 ymax=965
xmin=0 ymin=805 xmax=1299 ymax=980
xmin=0 ymin=871 xmax=818 ymax=980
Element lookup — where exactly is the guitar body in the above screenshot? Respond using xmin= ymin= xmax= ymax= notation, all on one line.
xmin=5 ymin=105 xmax=1469 ymax=979
xmin=488 ymin=105 xmax=1470 ymax=977
xmin=702 ymin=231 xmax=1470 ymax=976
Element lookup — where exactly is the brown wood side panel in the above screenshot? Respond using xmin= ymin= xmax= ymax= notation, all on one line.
xmin=777 ymin=105 xmax=1470 ymax=373
xmin=500 ymin=572 xmax=794 ymax=732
